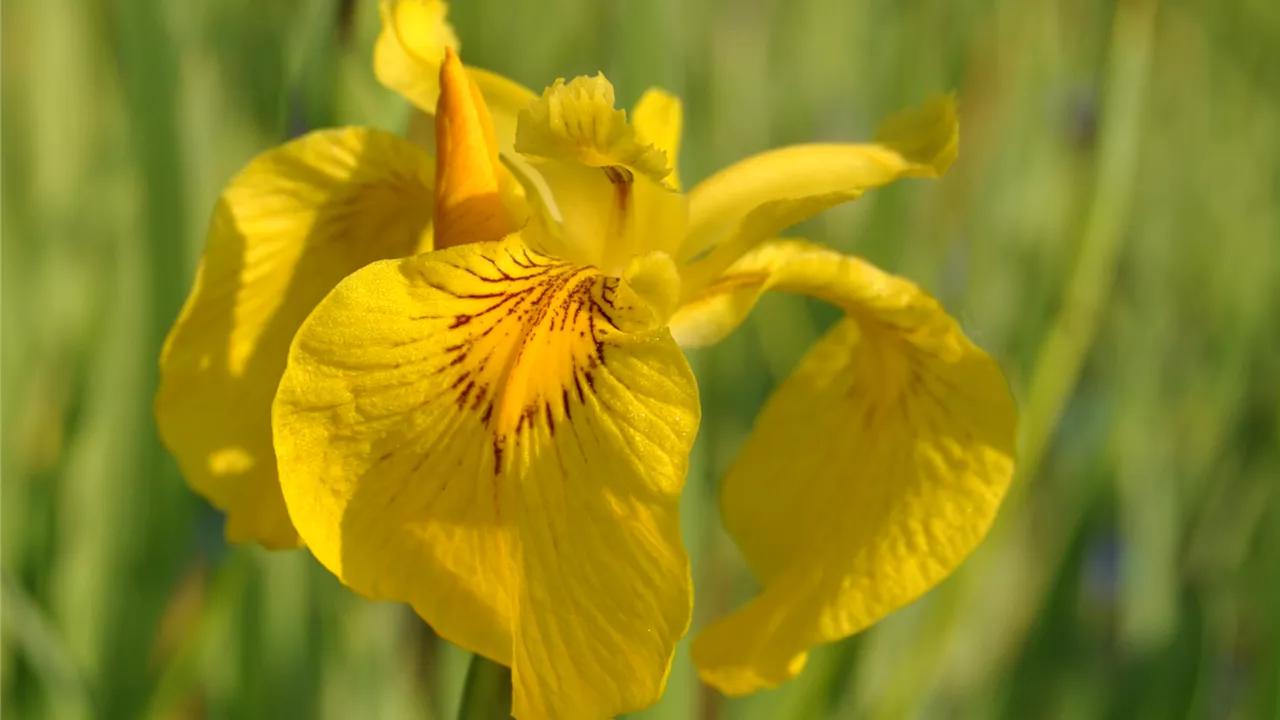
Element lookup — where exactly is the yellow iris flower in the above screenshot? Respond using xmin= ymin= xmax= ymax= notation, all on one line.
xmin=156 ymin=0 xmax=1017 ymax=717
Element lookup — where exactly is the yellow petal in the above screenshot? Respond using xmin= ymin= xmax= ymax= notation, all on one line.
xmin=374 ymin=0 xmax=459 ymax=114
xmin=622 ymin=251 xmax=682 ymax=325
xmin=273 ymin=237 xmax=698 ymax=717
xmin=470 ymin=67 xmax=539 ymax=147
xmin=155 ymin=128 xmax=435 ymax=548
xmin=514 ymin=75 xmax=686 ymax=273
xmin=520 ymin=159 xmax=687 ymax=275
xmin=434 ymin=48 xmax=509 ymax=249
xmin=631 ymin=88 xmax=684 ymax=191
xmin=383 ymin=9 xmax=537 ymax=245
xmin=678 ymin=95 xmax=958 ymax=288
xmin=515 ymin=75 xmax=671 ymax=181
xmin=675 ymin=240 xmax=1016 ymax=694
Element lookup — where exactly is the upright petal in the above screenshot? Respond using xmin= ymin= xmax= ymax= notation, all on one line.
xmin=273 ymin=237 xmax=698 ymax=717
xmin=516 ymin=75 xmax=670 ymax=179
xmin=155 ymin=128 xmax=434 ymax=549
xmin=673 ymin=240 xmax=1016 ymax=694
xmin=377 ymin=0 xmax=535 ymax=155
xmin=515 ymin=75 xmax=686 ymax=273
xmin=374 ymin=0 xmax=459 ymax=114
xmin=678 ymin=95 xmax=958 ymax=291
xmin=632 ymin=88 xmax=684 ymax=191
xmin=468 ymin=68 xmax=540 ymax=148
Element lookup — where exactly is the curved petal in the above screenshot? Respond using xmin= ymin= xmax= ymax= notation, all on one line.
xmin=378 ymin=4 xmax=537 ymax=242
xmin=155 ymin=128 xmax=434 ymax=549
xmin=375 ymin=0 xmax=536 ymax=156
xmin=373 ymin=0 xmax=459 ymax=114
xmin=273 ymin=237 xmax=698 ymax=718
xmin=514 ymin=75 xmax=686 ymax=273
xmin=631 ymin=88 xmax=684 ymax=191
xmin=376 ymin=0 xmax=535 ymax=150
xmin=469 ymin=67 xmax=539 ymax=149
xmin=515 ymin=75 xmax=671 ymax=181
xmin=676 ymin=240 xmax=1016 ymax=695
xmin=678 ymin=95 xmax=958 ymax=289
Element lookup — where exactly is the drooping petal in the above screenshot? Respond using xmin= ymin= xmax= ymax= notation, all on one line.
xmin=678 ymin=95 xmax=958 ymax=289
xmin=632 ymin=88 xmax=684 ymax=191
xmin=156 ymin=128 xmax=435 ymax=548
xmin=674 ymin=240 xmax=1016 ymax=695
xmin=434 ymin=48 xmax=510 ymax=248
xmin=273 ymin=237 xmax=698 ymax=718
xmin=514 ymin=75 xmax=686 ymax=273
xmin=373 ymin=0 xmax=459 ymax=114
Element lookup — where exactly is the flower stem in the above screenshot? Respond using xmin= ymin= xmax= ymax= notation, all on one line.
xmin=456 ymin=653 xmax=512 ymax=720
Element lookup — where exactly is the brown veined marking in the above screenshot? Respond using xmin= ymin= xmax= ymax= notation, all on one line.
xmin=422 ymin=244 xmax=630 ymax=474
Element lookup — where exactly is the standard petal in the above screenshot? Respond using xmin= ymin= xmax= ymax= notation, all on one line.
xmin=469 ymin=67 xmax=539 ymax=149
xmin=515 ymin=75 xmax=671 ymax=181
xmin=377 ymin=0 xmax=535 ymax=154
xmin=155 ymin=128 xmax=434 ymax=548
xmin=373 ymin=0 xmax=459 ymax=114
xmin=678 ymin=95 xmax=958 ymax=286
xmin=375 ymin=0 xmax=535 ymax=136
xmin=514 ymin=75 xmax=686 ymax=273
xmin=676 ymin=240 xmax=1016 ymax=694
xmin=273 ymin=238 xmax=698 ymax=717
xmin=631 ymin=88 xmax=684 ymax=190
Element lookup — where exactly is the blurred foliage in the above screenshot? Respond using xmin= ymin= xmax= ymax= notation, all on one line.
xmin=3 ymin=0 xmax=1279 ymax=718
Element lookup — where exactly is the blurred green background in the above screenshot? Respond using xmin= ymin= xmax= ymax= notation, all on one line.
xmin=3 ymin=0 xmax=1279 ymax=717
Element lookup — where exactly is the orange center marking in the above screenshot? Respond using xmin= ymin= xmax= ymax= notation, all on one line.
xmin=435 ymin=245 xmax=628 ymax=472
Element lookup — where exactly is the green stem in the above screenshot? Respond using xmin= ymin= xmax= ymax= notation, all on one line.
xmin=457 ymin=653 xmax=513 ymax=720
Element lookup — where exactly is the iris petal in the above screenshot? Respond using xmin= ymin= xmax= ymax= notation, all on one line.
xmin=373 ymin=0 xmax=459 ymax=114
xmin=377 ymin=0 xmax=535 ymax=167
xmin=631 ymin=88 xmax=685 ymax=191
xmin=514 ymin=75 xmax=685 ymax=272
xmin=674 ymin=240 xmax=1016 ymax=694
xmin=515 ymin=75 xmax=671 ymax=182
xmin=678 ymin=95 xmax=958 ymax=290
xmin=273 ymin=237 xmax=698 ymax=718
xmin=155 ymin=128 xmax=434 ymax=548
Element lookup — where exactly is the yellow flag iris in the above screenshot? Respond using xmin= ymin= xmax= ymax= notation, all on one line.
xmin=156 ymin=0 xmax=1016 ymax=716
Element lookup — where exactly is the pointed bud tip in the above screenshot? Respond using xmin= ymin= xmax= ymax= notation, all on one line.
xmin=434 ymin=47 xmax=509 ymax=250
